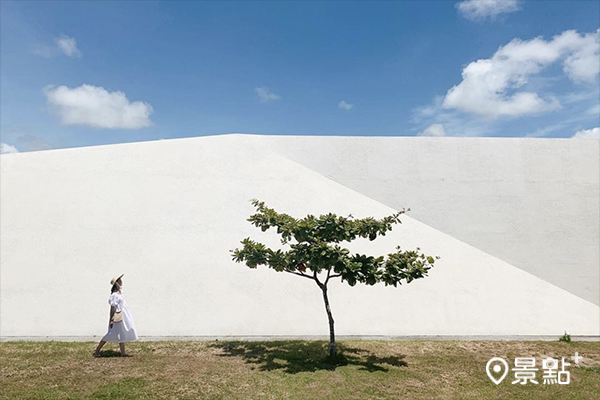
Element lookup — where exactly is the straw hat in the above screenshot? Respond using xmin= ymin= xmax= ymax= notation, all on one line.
xmin=110 ymin=274 xmax=124 ymax=286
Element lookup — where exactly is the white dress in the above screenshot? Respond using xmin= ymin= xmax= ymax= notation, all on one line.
xmin=101 ymin=291 xmax=138 ymax=343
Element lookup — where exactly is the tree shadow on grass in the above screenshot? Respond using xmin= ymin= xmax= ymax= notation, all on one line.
xmin=208 ymin=341 xmax=407 ymax=374
xmin=94 ymin=350 xmax=123 ymax=358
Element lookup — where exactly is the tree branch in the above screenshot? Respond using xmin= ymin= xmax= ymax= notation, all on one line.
xmin=284 ymin=270 xmax=314 ymax=280
xmin=313 ymin=271 xmax=324 ymax=288
xmin=324 ymin=268 xmax=332 ymax=285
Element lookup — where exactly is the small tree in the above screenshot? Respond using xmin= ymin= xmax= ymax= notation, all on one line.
xmin=231 ymin=200 xmax=439 ymax=356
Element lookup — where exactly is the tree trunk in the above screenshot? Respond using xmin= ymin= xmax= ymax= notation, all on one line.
xmin=321 ymin=286 xmax=336 ymax=356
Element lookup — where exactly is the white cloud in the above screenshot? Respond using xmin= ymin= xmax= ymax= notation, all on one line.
xmin=562 ymin=90 xmax=600 ymax=104
xmin=55 ymin=35 xmax=81 ymax=57
xmin=44 ymin=84 xmax=153 ymax=129
xmin=32 ymin=35 xmax=81 ymax=58
xmin=573 ymin=127 xmax=600 ymax=139
xmin=338 ymin=100 xmax=353 ymax=110
xmin=587 ymin=104 xmax=600 ymax=116
xmin=0 ymin=143 xmax=19 ymax=154
xmin=456 ymin=0 xmax=520 ymax=21
xmin=412 ymin=96 xmax=495 ymax=137
xmin=562 ymin=30 xmax=600 ymax=83
xmin=255 ymin=87 xmax=281 ymax=102
xmin=418 ymin=124 xmax=446 ymax=137
xmin=443 ymin=29 xmax=600 ymax=118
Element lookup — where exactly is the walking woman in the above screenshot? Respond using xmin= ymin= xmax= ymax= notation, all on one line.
xmin=93 ymin=274 xmax=138 ymax=357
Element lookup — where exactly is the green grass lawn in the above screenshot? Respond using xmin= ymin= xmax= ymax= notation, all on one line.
xmin=1 ymin=340 xmax=599 ymax=400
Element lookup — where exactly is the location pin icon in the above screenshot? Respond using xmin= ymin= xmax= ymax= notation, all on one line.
xmin=486 ymin=357 xmax=509 ymax=385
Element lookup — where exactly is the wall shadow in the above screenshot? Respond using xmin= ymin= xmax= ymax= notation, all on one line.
xmin=208 ymin=341 xmax=407 ymax=374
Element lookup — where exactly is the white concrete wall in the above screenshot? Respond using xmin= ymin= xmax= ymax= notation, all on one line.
xmin=267 ymin=136 xmax=600 ymax=305
xmin=1 ymin=134 xmax=598 ymax=338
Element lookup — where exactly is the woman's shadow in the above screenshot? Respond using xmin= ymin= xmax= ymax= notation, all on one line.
xmin=208 ymin=341 xmax=407 ymax=374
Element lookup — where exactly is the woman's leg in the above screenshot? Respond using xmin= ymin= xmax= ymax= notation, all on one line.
xmin=119 ymin=342 xmax=128 ymax=356
xmin=94 ymin=340 xmax=106 ymax=356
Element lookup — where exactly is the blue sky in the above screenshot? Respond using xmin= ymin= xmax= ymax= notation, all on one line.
xmin=1 ymin=0 xmax=599 ymax=152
